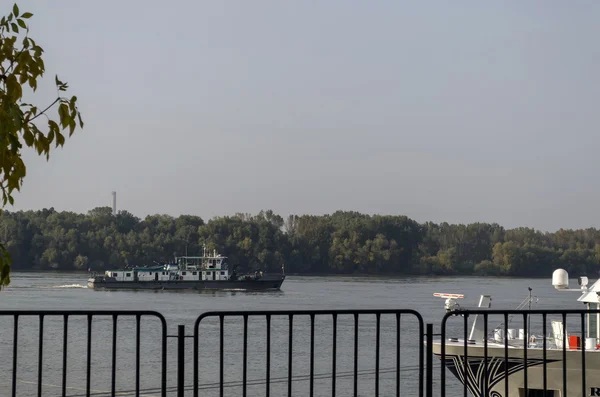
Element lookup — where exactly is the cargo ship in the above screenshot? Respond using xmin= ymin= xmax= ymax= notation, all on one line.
xmin=87 ymin=247 xmax=285 ymax=291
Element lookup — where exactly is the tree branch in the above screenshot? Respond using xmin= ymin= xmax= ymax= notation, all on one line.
xmin=28 ymin=97 xmax=59 ymax=122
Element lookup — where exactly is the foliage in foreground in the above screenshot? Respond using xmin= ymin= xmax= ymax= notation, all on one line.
xmin=0 ymin=4 xmax=83 ymax=287
xmin=1 ymin=208 xmax=600 ymax=277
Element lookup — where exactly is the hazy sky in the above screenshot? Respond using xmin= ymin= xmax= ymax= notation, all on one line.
xmin=8 ymin=1 xmax=600 ymax=231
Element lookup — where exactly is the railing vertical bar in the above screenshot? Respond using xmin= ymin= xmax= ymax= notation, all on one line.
xmin=354 ymin=313 xmax=359 ymax=397
xmin=111 ymin=314 xmax=117 ymax=397
xmin=562 ymin=312 xmax=567 ymax=397
xmin=177 ymin=324 xmax=185 ymax=397
xmin=310 ymin=313 xmax=315 ymax=397
xmin=397 ymin=313 xmax=401 ymax=397
xmin=484 ymin=313 xmax=488 ymax=397
xmin=161 ymin=317 xmax=167 ymax=397
xmin=523 ymin=313 xmax=528 ymax=397
xmin=243 ymin=314 xmax=248 ymax=397
xmin=332 ymin=313 xmax=337 ymax=397
xmin=425 ymin=324 xmax=433 ymax=397
xmin=220 ymin=315 xmax=224 ymax=397
xmin=62 ymin=315 xmax=69 ymax=397
xmin=135 ymin=315 xmax=140 ymax=397
xmin=543 ymin=313 xmax=547 ymax=395
xmin=504 ymin=313 xmax=508 ymax=397
xmin=419 ymin=317 xmax=424 ymax=397
xmin=463 ymin=314 xmax=468 ymax=397
xmin=12 ymin=315 xmax=18 ymax=397
xmin=266 ymin=315 xmax=271 ymax=397
xmin=375 ymin=313 xmax=380 ymax=397
xmin=86 ymin=315 xmax=92 ymax=397
xmin=288 ymin=314 xmax=293 ymax=397
xmin=38 ymin=314 xmax=44 ymax=397
xmin=440 ymin=314 xmax=445 ymax=397
xmin=581 ymin=313 xmax=586 ymax=397
xmin=193 ymin=316 xmax=198 ymax=397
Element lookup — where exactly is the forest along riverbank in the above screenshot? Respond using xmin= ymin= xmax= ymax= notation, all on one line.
xmin=2 ymin=208 xmax=598 ymax=277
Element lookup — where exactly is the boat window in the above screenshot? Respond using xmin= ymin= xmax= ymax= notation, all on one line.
xmin=522 ymin=389 xmax=555 ymax=397
xmin=126 ymin=273 xmax=131 ymax=277
xmin=221 ymin=271 xmax=225 ymax=275
xmin=182 ymin=271 xmax=187 ymax=276
xmin=112 ymin=273 xmax=117 ymax=277
xmin=150 ymin=272 xmax=152 ymax=275
xmin=192 ymin=271 xmax=197 ymax=275
xmin=162 ymin=272 xmax=165 ymax=275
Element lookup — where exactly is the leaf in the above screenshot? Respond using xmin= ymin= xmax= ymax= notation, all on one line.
xmin=48 ymin=120 xmax=59 ymax=132
xmin=58 ymin=103 xmax=69 ymax=128
xmin=69 ymin=119 xmax=76 ymax=136
xmin=6 ymin=74 xmax=22 ymax=101
xmin=56 ymin=131 xmax=65 ymax=146
xmin=13 ymin=3 xmax=19 ymax=17
xmin=28 ymin=76 xmax=37 ymax=91
xmin=19 ymin=72 xmax=28 ymax=84
xmin=77 ymin=112 xmax=84 ymax=128
xmin=23 ymin=129 xmax=34 ymax=146
xmin=17 ymin=18 xmax=26 ymax=29
xmin=21 ymin=12 xmax=33 ymax=19
xmin=11 ymin=22 xmax=18 ymax=33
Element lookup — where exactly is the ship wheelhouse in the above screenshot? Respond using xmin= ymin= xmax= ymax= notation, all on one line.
xmin=175 ymin=247 xmax=229 ymax=281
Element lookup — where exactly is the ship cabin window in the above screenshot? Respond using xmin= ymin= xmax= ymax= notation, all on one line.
xmin=150 ymin=272 xmax=153 ymax=275
xmin=521 ymin=389 xmax=555 ymax=397
xmin=182 ymin=271 xmax=187 ymax=275
xmin=212 ymin=259 xmax=216 ymax=267
xmin=192 ymin=271 xmax=197 ymax=276
xmin=112 ymin=273 xmax=117 ymax=277
xmin=126 ymin=273 xmax=131 ymax=277
xmin=162 ymin=272 xmax=165 ymax=275
xmin=221 ymin=271 xmax=225 ymax=275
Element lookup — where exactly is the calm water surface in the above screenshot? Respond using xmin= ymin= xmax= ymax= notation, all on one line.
xmin=0 ymin=272 xmax=586 ymax=396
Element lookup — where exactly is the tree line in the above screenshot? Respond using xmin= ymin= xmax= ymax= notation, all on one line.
xmin=1 ymin=207 xmax=599 ymax=277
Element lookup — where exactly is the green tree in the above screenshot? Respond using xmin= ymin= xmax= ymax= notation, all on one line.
xmin=0 ymin=4 xmax=83 ymax=287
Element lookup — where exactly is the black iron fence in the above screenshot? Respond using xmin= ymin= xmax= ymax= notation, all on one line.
xmin=192 ymin=309 xmax=424 ymax=397
xmin=1 ymin=308 xmax=598 ymax=396
xmin=440 ymin=309 xmax=600 ymax=397
xmin=0 ymin=310 xmax=167 ymax=397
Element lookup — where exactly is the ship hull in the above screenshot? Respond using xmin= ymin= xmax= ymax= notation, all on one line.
xmin=432 ymin=341 xmax=600 ymax=397
xmin=88 ymin=277 xmax=285 ymax=291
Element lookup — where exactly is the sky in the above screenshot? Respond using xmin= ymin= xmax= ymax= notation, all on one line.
xmin=6 ymin=1 xmax=600 ymax=231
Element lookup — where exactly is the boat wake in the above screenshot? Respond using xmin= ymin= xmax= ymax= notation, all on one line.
xmin=52 ymin=284 xmax=88 ymax=289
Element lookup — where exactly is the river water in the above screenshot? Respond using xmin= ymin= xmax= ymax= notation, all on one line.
xmin=0 ymin=272 xmax=589 ymax=397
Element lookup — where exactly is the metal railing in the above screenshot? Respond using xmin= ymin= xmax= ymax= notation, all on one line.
xmin=3 ymin=308 xmax=598 ymax=397
xmin=0 ymin=310 xmax=167 ymax=397
xmin=439 ymin=309 xmax=600 ymax=397
xmin=192 ymin=309 xmax=424 ymax=397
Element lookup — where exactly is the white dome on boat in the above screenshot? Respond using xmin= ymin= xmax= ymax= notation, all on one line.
xmin=552 ymin=268 xmax=569 ymax=290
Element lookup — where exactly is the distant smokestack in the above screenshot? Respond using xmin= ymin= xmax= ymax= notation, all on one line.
xmin=111 ymin=191 xmax=117 ymax=215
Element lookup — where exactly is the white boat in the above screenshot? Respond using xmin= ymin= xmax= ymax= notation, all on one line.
xmin=432 ymin=269 xmax=600 ymax=397
xmin=87 ymin=247 xmax=285 ymax=291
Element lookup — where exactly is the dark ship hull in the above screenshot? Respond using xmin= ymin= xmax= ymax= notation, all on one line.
xmin=88 ymin=275 xmax=285 ymax=291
